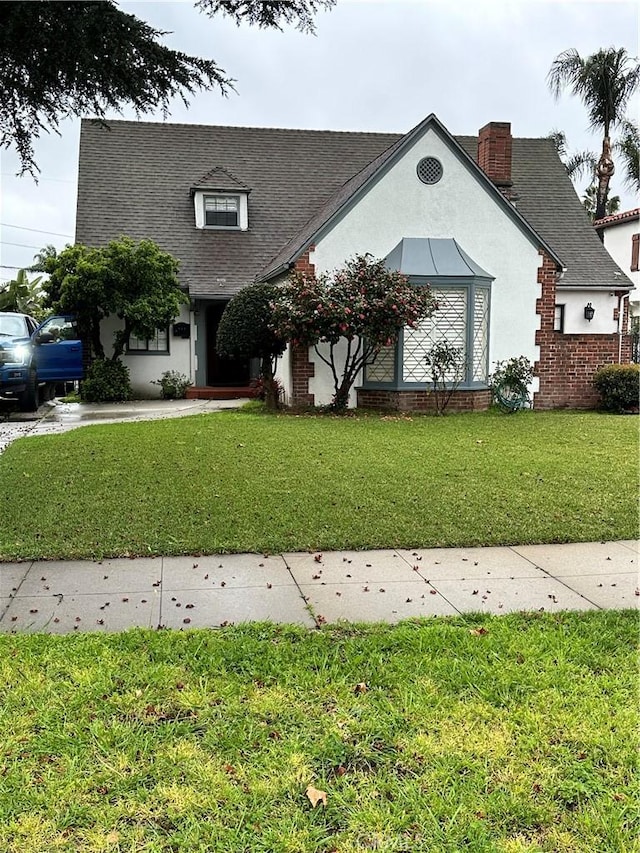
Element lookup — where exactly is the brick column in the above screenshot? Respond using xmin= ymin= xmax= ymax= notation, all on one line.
xmin=289 ymin=247 xmax=316 ymax=406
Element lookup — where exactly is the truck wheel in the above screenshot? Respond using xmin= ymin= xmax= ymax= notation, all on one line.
xmin=18 ymin=369 xmax=39 ymax=412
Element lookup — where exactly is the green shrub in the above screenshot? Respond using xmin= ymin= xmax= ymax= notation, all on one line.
xmin=593 ymin=363 xmax=640 ymax=412
xmin=490 ymin=356 xmax=534 ymax=412
xmin=151 ymin=370 xmax=192 ymax=400
xmin=81 ymin=359 xmax=132 ymax=402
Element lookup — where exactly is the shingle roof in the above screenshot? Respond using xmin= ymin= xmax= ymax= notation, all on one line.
xmin=259 ymin=114 xmax=565 ymax=280
xmin=76 ymin=120 xmax=399 ymax=297
xmin=459 ymin=135 xmax=632 ymax=290
xmin=76 ymin=117 xmax=632 ymax=297
xmin=191 ymin=166 xmax=251 ymax=192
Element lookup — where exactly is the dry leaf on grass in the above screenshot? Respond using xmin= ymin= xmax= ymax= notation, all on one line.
xmin=306 ymin=785 xmax=327 ymax=807
xmin=469 ymin=627 xmax=488 ymax=636
xmin=354 ymin=682 xmax=368 ymax=694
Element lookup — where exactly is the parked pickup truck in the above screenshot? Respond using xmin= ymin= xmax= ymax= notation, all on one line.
xmin=0 ymin=314 xmax=83 ymax=411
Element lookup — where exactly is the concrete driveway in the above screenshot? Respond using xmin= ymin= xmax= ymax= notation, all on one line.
xmin=0 ymin=397 xmax=248 ymax=453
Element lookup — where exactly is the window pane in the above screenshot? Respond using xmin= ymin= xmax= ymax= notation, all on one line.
xmin=553 ymin=304 xmax=564 ymax=332
xmin=128 ymin=328 xmax=169 ymax=353
xmin=205 ymin=196 xmax=239 ymax=227
xmin=403 ymin=288 xmax=467 ymax=382
xmin=128 ymin=334 xmax=147 ymax=351
xmin=147 ymin=329 xmax=168 ymax=352
xmin=472 ymin=289 xmax=490 ymax=381
xmin=366 ymin=343 xmax=395 ymax=382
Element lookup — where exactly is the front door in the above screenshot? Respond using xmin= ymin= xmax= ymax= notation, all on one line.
xmin=206 ymin=303 xmax=250 ymax=386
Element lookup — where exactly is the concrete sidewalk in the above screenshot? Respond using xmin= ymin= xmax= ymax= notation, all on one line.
xmin=1 ymin=540 xmax=637 ymax=634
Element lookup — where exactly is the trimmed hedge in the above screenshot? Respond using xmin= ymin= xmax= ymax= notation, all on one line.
xmin=81 ymin=359 xmax=132 ymax=402
xmin=593 ymin=363 xmax=640 ymax=412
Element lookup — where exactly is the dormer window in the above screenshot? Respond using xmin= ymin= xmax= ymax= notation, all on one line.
xmin=191 ymin=166 xmax=251 ymax=231
xmin=205 ymin=195 xmax=239 ymax=228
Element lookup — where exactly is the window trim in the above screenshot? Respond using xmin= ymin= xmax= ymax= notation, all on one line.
xmin=631 ymin=233 xmax=639 ymax=272
xmin=362 ymin=277 xmax=492 ymax=390
xmin=553 ymin=304 xmax=565 ymax=333
xmin=193 ymin=189 xmax=249 ymax=230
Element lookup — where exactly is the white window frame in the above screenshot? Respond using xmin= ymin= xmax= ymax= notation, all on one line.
xmin=193 ymin=190 xmax=249 ymax=231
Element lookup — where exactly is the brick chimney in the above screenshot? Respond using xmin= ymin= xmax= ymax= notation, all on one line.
xmin=478 ymin=122 xmax=513 ymax=191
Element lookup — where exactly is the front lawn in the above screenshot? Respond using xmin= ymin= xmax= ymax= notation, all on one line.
xmin=0 ymin=612 xmax=636 ymax=853
xmin=0 ymin=409 xmax=636 ymax=561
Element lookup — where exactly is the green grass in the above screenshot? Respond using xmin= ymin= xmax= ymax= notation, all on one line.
xmin=0 ymin=612 xmax=637 ymax=852
xmin=0 ymin=409 xmax=636 ymax=560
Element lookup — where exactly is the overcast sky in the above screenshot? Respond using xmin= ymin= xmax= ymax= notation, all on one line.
xmin=1 ymin=0 xmax=638 ymax=284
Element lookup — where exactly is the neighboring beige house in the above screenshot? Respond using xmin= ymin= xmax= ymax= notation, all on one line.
xmin=75 ymin=113 xmax=635 ymax=409
xmin=594 ymin=208 xmax=639 ymax=317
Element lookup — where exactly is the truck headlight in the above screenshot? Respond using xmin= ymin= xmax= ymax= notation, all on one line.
xmin=0 ymin=345 xmax=28 ymax=365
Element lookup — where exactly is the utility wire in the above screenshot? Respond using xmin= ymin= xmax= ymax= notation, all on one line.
xmin=1 ymin=241 xmax=43 ymax=250
xmin=0 ymin=223 xmax=73 ymax=238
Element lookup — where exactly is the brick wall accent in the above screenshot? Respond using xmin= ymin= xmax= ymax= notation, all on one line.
xmin=357 ymin=388 xmax=492 ymax=413
xmin=534 ymin=250 xmax=632 ymax=409
xmin=478 ymin=122 xmax=512 ymax=188
xmin=289 ymin=247 xmax=316 ymax=406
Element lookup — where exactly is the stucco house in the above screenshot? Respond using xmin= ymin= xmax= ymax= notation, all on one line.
xmin=76 ymin=113 xmax=634 ymax=410
xmin=594 ymin=208 xmax=639 ymax=318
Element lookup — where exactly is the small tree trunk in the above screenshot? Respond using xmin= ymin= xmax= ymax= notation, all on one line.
xmin=260 ymin=355 xmax=279 ymax=411
xmin=331 ymin=377 xmax=352 ymax=412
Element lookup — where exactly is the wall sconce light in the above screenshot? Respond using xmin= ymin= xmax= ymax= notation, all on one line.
xmin=584 ymin=303 xmax=595 ymax=322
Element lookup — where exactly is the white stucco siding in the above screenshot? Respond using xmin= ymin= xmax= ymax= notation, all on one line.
xmin=308 ymin=125 xmax=543 ymax=405
xmin=308 ymin=339 xmax=359 ymax=408
xmin=274 ymin=343 xmax=291 ymax=404
xmin=100 ymin=305 xmax=193 ymax=397
xmin=558 ymin=289 xmax=626 ymax=335
xmin=601 ymin=219 xmax=639 ymax=315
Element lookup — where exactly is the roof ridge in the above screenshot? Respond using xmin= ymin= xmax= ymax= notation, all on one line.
xmin=80 ymin=117 xmax=404 ymax=137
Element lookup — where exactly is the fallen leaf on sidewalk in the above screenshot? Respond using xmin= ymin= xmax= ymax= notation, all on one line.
xmin=306 ymin=785 xmax=327 ymax=807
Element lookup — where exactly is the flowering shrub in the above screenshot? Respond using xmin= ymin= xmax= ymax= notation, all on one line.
xmin=271 ymin=254 xmax=436 ymax=410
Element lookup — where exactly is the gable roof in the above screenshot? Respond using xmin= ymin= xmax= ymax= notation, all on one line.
xmin=258 ymin=113 xmax=563 ymax=280
xmin=76 ymin=117 xmax=632 ymax=297
xmin=191 ymin=166 xmax=250 ymax=193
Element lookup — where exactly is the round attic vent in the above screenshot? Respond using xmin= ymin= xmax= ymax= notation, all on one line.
xmin=417 ymin=157 xmax=443 ymax=185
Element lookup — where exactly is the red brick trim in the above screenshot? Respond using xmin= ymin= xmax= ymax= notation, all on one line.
xmin=534 ymin=250 xmax=632 ymax=408
xmin=290 ymin=247 xmax=316 ymax=405
xmin=357 ymin=388 xmax=492 ymax=413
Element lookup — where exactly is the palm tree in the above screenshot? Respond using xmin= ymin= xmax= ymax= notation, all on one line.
xmin=547 ymin=129 xmax=598 ymax=181
xmin=548 ymin=47 xmax=639 ymax=221
xmin=582 ymin=184 xmax=620 ymax=221
xmin=615 ymin=119 xmax=640 ymax=192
